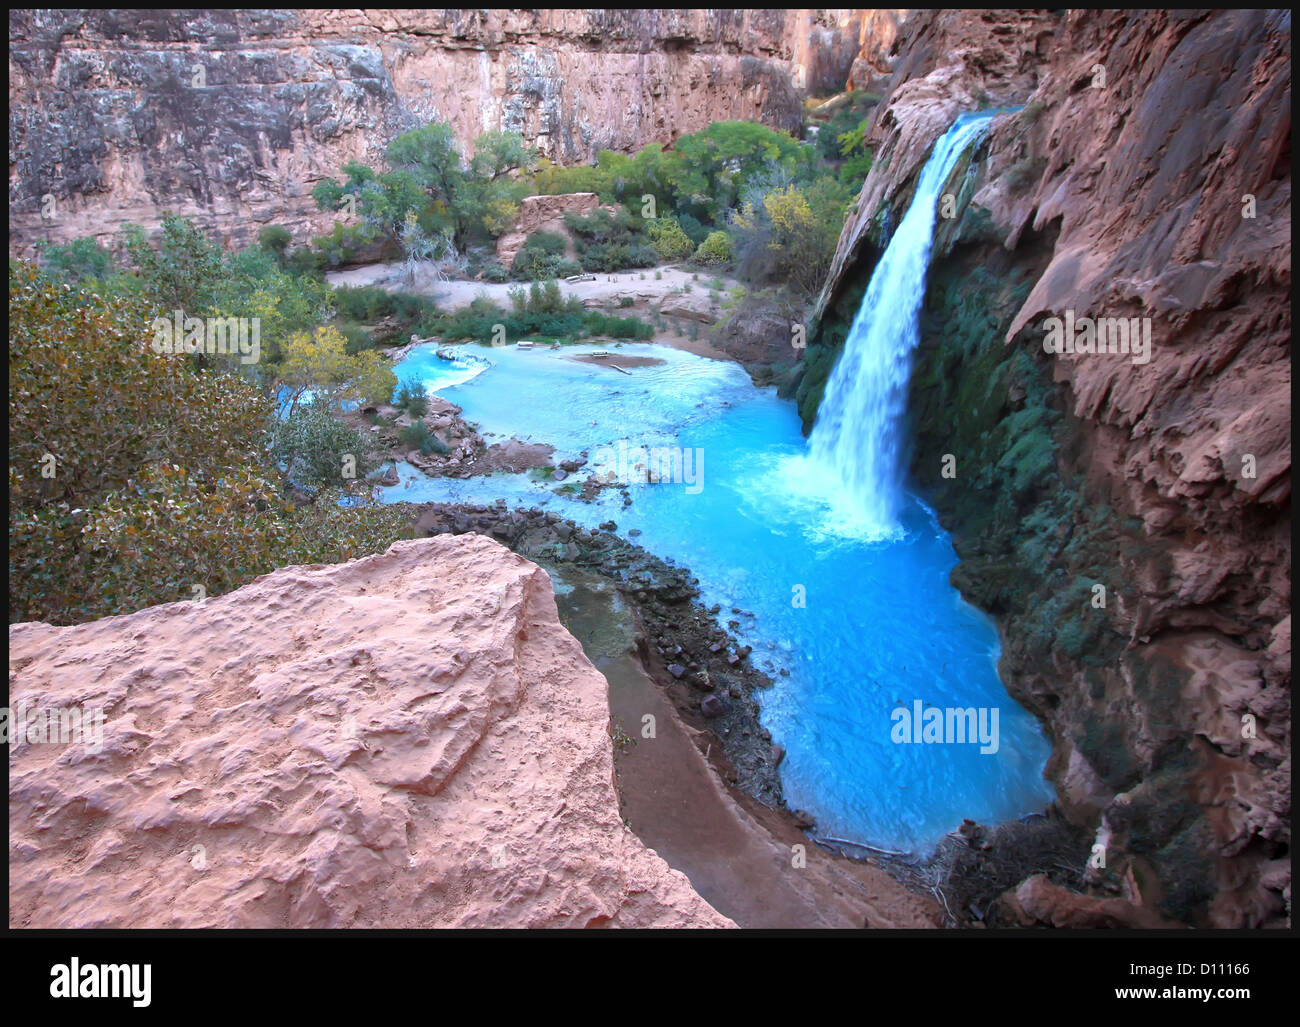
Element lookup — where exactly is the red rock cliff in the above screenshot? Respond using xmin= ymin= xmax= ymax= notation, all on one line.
xmin=8 ymin=8 xmax=905 ymax=254
xmin=800 ymin=9 xmax=1290 ymax=927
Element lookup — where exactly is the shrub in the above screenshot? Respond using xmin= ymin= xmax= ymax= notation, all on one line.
xmin=583 ymin=312 xmax=654 ymax=340
xmin=38 ymin=236 xmax=114 ymax=285
xmin=525 ymin=230 xmax=568 ymax=256
xmin=340 ymin=323 xmax=375 ymax=354
xmin=259 ymin=225 xmax=292 ymax=256
xmin=647 ymin=217 xmax=695 ymax=261
xmin=512 ymin=247 xmax=563 ymax=281
xmin=9 ymin=260 xmax=408 ymax=624
xmin=270 ymin=401 xmax=380 ymax=491
xmin=399 ymin=418 xmax=450 ymax=456
xmin=677 ymin=212 xmax=710 ymax=246
xmin=393 ymin=377 xmax=430 ymax=419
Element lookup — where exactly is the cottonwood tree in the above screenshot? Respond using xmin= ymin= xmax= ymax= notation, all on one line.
xmin=277 ymin=325 xmax=397 ymax=416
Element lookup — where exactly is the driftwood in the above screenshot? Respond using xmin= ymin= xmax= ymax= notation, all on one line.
xmin=813 ymin=834 xmax=911 ymax=858
xmin=607 ymin=363 xmax=632 ymax=375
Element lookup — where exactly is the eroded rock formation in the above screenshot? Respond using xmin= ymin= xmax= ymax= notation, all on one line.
xmin=9 ymin=8 xmax=905 ymax=254
xmin=795 ymin=8 xmax=1291 ymax=927
xmin=8 ymin=534 xmax=733 ymax=928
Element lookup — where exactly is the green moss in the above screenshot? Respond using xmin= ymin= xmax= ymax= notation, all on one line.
xmin=1154 ymin=817 xmax=1219 ymax=923
xmin=1078 ymin=716 xmax=1141 ymax=791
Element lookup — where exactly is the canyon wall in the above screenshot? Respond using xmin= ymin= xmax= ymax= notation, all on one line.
xmin=8 ymin=8 xmax=904 ymax=255
xmin=796 ymin=9 xmax=1291 ymax=927
xmin=9 ymin=534 xmax=733 ymax=928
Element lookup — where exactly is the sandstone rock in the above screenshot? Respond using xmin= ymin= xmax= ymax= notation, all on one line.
xmin=8 ymin=535 xmax=732 ymax=928
xmin=495 ymin=192 xmax=601 ymax=267
xmin=660 ymin=292 xmax=718 ymax=324
xmin=1001 ymin=874 xmax=1177 ymax=930
xmin=9 ymin=9 xmax=897 ymax=253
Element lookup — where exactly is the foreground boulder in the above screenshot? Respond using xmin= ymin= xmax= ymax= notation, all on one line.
xmin=8 ymin=535 xmax=732 ymax=928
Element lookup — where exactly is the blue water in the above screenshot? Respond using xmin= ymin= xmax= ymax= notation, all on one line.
xmin=377 ymin=340 xmax=1054 ymax=855
xmin=374 ymin=111 xmax=1053 ymax=854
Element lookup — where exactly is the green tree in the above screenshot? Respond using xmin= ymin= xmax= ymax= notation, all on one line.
xmin=277 ymin=325 xmax=398 ymax=415
xmin=470 ymin=130 xmax=539 ymax=181
xmin=9 ymin=261 xmax=411 ymax=624
xmin=270 ymin=401 xmax=380 ymax=492
xmin=672 ymin=122 xmax=816 ymax=223
xmin=386 ymin=122 xmax=469 ymax=241
xmin=122 ymin=212 xmax=224 ymax=315
xmin=38 ymin=236 xmax=114 ymax=286
xmin=647 ymin=217 xmax=695 ymax=261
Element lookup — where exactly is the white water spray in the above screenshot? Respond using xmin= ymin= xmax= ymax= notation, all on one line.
xmin=809 ymin=111 xmax=999 ymax=531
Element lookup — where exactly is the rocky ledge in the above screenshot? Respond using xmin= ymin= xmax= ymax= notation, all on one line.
xmin=413 ymin=503 xmax=788 ymax=807
xmin=8 ymin=534 xmax=732 ymax=928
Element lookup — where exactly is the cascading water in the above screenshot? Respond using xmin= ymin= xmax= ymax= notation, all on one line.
xmin=809 ymin=111 xmax=999 ymax=531
xmin=379 ymin=107 xmax=1054 ymax=854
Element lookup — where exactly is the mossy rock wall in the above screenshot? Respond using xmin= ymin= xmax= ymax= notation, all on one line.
xmin=904 ymin=230 xmax=1225 ymax=923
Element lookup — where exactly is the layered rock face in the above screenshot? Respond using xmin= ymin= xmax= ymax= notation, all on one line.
xmin=8 ymin=534 xmax=732 ymax=928
xmin=796 ymin=9 xmax=1291 ymax=926
xmin=9 ymin=8 xmax=903 ymax=255
xmin=787 ymin=9 xmax=907 ymax=95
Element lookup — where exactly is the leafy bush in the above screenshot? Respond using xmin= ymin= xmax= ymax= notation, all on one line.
xmin=393 ymin=377 xmax=430 ymax=418
xmin=512 ymin=247 xmax=564 ymax=281
xmin=694 ymin=231 xmax=733 ymax=266
xmin=399 ymin=418 xmax=450 ymax=456
xmin=331 ymin=285 xmax=439 ymax=347
xmin=677 ymin=213 xmax=710 ymax=246
xmin=525 ymin=230 xmax=567 ymax=256
xmin=579 ymin=241 xmax=658 ymax=272
xmin=583 ymin=312 xmax=654 ymax=340
xmin=270 ymin=401 xmax=380 ymax=491
xmin=647 ymin=217 xmax=695 ymax=261
xmin=38 ymin=236 xmax=114 ymax=285
xmin=340 ymin=323 xmax=375 ymax=355
xmin=9 ymin=261 xmax=409 ymax=624
xmin=277 ymin=325 xmax=398 ymax=414
xmin=311 ymin=220 xmax=383 ymax=268
xmin=258 ymin=225 xmax=292 ymax=257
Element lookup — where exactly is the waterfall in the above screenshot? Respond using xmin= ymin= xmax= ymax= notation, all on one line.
xmin=809 ymin=111 xmax=998 ymax=532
